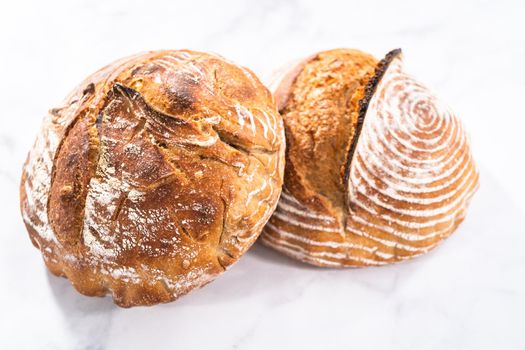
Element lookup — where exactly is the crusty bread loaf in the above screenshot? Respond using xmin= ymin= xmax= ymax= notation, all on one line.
xmin=20 ymin=50 xmax=285 ymax=307
xmin=261 ymin=48 xmax=479 ymax=267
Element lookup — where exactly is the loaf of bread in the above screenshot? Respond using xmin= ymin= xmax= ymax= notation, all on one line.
xmin=20 ymin=50 xmax=285 ymax=306
xmin=261 ymin=48 xmax=479 ymax=267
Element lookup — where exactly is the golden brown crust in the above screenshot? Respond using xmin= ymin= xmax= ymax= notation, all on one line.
xmin=275 ymin=49 xmax=377 ymax=219
xmin=261 ymin=48 xmax=479 ymax=267
xmin=20 ymin=50 xmax=285 ymax=306
xmin=270 ymin=55 xmax=316 ymax=113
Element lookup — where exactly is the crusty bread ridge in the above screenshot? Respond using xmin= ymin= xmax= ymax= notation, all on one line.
xmin=20 ymin=50 xmax=285 ymax=306
xmin=261 ymin=48 xmax=479 ymax=267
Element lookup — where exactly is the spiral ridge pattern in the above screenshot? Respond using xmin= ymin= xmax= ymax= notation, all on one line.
xmin=262 ymin=52 xmax=479 ymax=267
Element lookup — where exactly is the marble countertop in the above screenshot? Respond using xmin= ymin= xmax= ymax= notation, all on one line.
xmin=1 ymin=0 xmax=524 ymax=348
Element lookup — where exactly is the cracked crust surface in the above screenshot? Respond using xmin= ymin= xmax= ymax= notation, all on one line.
xmin=20 ymin=50 xmax=285 ymax=307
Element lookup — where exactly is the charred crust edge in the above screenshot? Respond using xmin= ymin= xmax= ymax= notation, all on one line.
xmin=112 ymin=82 xmax=140 ymax=99
xmin=343 ymin=48 xmax=402 ymax=206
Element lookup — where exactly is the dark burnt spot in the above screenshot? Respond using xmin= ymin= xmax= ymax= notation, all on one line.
xmin=111 ymin=82 xmax=138 ymax=100
xmin=82 ymin=83 xmax=95 ymax=96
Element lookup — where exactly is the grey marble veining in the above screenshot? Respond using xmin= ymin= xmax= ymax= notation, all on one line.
xmin=1 ymin=0 xmax=524 ymax=349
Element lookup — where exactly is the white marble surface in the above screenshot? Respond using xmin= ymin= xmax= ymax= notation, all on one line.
xmin=1 ymin=0 xmax=524 ymax=349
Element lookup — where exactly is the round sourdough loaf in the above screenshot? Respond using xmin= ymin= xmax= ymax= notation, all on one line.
xmin=261 ymin=48 xmax=479 ymax=267
xmin=20 ymin=50 xmax=285 ymax=307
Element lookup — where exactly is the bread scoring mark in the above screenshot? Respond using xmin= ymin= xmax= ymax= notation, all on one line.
xmin=262 ymin=50 xmax=479 ymax=267
xmin=109 ymin=82 xmax=219 ymax=148
xmin=343 ymin=49 xmax=402 ymax=200
xmin=21 ymin=50 xmax=285 ymax=306
xmin=20 ymin=53 xmax=150 ymax=253
xmin=46 ymin=103 xmax=94 ymax=243
xmin=84 ymin=79 xmax=275 ymax=264
xmin=23 ymin=96 xmax=89 ymax=245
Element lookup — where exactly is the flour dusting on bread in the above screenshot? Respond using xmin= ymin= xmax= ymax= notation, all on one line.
xmin=20 ymin=50 xmax=285 ymax=307
xmin=261 ymin=49 xmax=479 ymax=267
